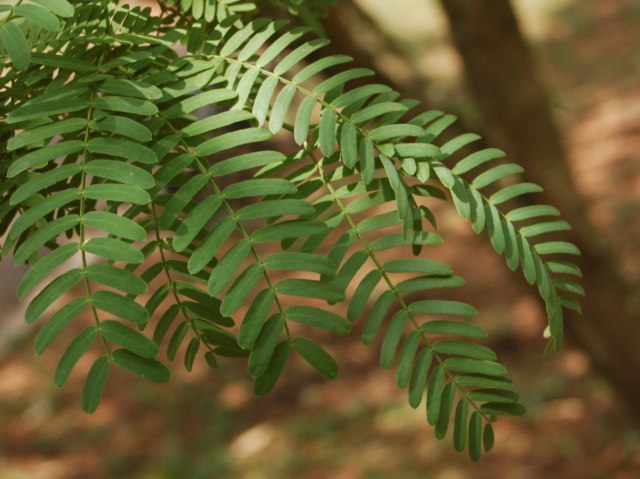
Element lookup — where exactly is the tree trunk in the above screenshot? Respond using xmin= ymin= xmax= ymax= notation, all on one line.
xmin=440 ymin=0 xmax=640 ymax=417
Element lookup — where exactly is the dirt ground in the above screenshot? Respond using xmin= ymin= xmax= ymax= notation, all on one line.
xmin=1 ymin=1 xmax=640 ymax=478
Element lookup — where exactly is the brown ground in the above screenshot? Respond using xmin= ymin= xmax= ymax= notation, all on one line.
xmin=1 ymin=1 xmax=640 ymax=478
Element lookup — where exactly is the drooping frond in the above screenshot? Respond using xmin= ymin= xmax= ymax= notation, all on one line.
xmin=0 ymin=3 xmax=581 ymax=461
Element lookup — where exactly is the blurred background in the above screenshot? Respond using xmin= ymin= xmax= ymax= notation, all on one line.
xmin=1 ymin=0 xmax=640 ymax=478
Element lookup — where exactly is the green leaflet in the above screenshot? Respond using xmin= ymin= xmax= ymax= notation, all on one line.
xmin=347 ymin=269 xmax=381 ymax=322
xmin=158 ymin=174 xmax=209 ymax=229
xmin=275 ymin=37 xmax=330 ymax=75
xmin=224 ymin=178 xmax=296 ymax=199
xmin=490 ymin=182 xmax=543 ymax=205
xmin=294 ymin=337 xmax=338 ymax=380
xmin=472 ymin=164 xmax=524 ymax=190
xmin=29 ymin=0 xmax=75 ymax=18
xmin=82 ymin=211 xmax=147 ymax=241
xmin=396 ymin=276 xmax=465 ymax=294
xmin=208 ymin=239 xmax=252 ymax=295
xmin=370 ymin=124 xmax=424 ymax=143
xmin=534 ymin=241 xmax=581 ymax=256
xmin=239 ymin=288 xmax=274 ymax=349
xmin=34 ymin=297 xmax=87 ymax=354
xmin=369 ymin=231 xmax=443 ymax=251
xmin=479 ymin=402 xmax=526 ymax=417
xmin=82 ymin=356 xmax=110 ymax=414
xmin=0 ymin=21 xmax=30 ymax=70
xmin=91 ymin=290 xmax=149 ymax=325
xmin=432 ymin=340 xmax=497 ymax=361
xmin=112 ymin=349 xmax=171 ymax=383
xmin=361 ymin=290 xmax=395 ymax=346
xmin=25 ymin=269 xmax=83 ymax=324
xmin=467 ymin=388 xmax=520 ymax=403
xmin=384 ymin=259 xmax=452 ymax=276
xmin=276 ymin=279 xmax=344 ymax=303
xmin=340 ymin=122 xmax=358 ymax=169
xmin=453 ymin=399 xmax=469 ymax=452
xmin=220 ymin=263 xmax=263 ymax=316
xmin=8 ymin=118 xmax=87 ymax=151
xmin=410 ymin=300 xmax=477 ymax=317
xmin=426 ymin=365 xmax=446 ymax=426
xmin=100 ymin=79 xmax=162 ymax=100
xmin=455 ymin=374 xmax=514 ymax=390
xmin=85 ymin=263 xmax=147 ymax=295
xmin=14 ymin=215 xmax=80 ymax=265
xmin=248 ymin=314 xmax=285 ymax=378
xmin=184 ymin=337 xmax=200 ymax=372
xmin=91 ymin=96 xmax=158 ymax=116
xmin=293 ymin=55 xmax=352 ymax=84
xmin=359 ymin=136 xmax=375 ymax=185
xmin=83 ymin=237 xmax=144 ymax=264
xmin=483 ymin=423 xmax=495 ymax=452
xmin=209 ymin=150 xmax=286 ymax=177
xmin=253 ymin=341 xmax=290 ymax=396
xmin=197 ymin=128 xmax=272 ymax=156
xmin=10 ymin=189 xmax=79 ymax=240
xmin=395 ymin=330 xmax=421 ymax=389
xmin=252 ymin=76 xmax=279 ymax=126
xmin=237 ymin=199 xmax=314 ymax=221
xmin=351 ymin=102 xmax=407 ymax=125
xmin=9 ymin=95 xmax=89 ymax=124
xmin=55 ymin=327 xmax=97 ymax=388
xmin=286 ymin=306 xmax=350 ymax=335
xmin=234 ymin=69 xmax=262 ymax=111
xmin=173 ymin=195 xmax=223 ymax=252
xmin=188 ymin=216 xmax=237 ymax=274
xmin=10 ymin=164 xmax=82 ymax=205
xmin=444 ymin=358 xmax=508 ymax=377
xmin=153 ymin=305 xmax=179 ymax=346
xmin=31 ymin=52 xmax=95 ymax=72
xmin=221 ymin=18 xmax=271 ymax=57
xmin=89 ymin=116 xmax=152 ymax=143
xmin=17 ymin=243 xmax=80 ymax=300
xmin=9 ymin=140 xmax=84 ymax=177
xmin=452 ymin=148 xmax=505 ymax=175
xmin=313 ymin=68 xmax=374 ymax=95
xmin=83 ymin=184 xmax=151 ymax=205
xmin=100 ymin=320 xmax=159 ymax=358
xmin=468 ymin=411 xmax=483 ymax=461
xmin=269 ymin=84 xmax=297 ymax=134
xmin=252 ymin=219 xmax=327 ymax=244
xmin=333 ymin=84 xmax=392 ymax=109
xmin=294 ymin=95 xmax=316 ymax=145
xmin=394 ymin=142 xmax=440 ymax=159
xmin=435 ymin=382 xmax=456 ymax=440
xmin=15 ymin=4 xmax=60 ymax=31
xmin=86 ymin=137 xmax=157 ymax=164
xmin=85 ymin=160 xmax=155 ymax=188
xmin=263 ymin=252 xmax=336 ymax=276
xmin=380 ymin=310 xmax=408 ymax=369
xmin=182 ymin=110 xmax=254 ymax=137
xmin=165 ymin=89 xmax=237 ymax=118
xmin=319 ymin=107 xmax=337 ymax=157
xmin=408 ymin=348 xmax=432 ymax=408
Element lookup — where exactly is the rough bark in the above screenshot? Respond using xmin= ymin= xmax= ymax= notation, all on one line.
xmin=440 ymin=0 xmax=640 ymax=417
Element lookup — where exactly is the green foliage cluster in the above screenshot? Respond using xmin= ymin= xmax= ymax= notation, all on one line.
xmin=0 ymin=0 xmax=583 ymax=460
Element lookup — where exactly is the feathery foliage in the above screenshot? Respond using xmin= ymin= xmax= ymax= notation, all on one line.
xmin=0 ymin=0 xmax=582 ymax=460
